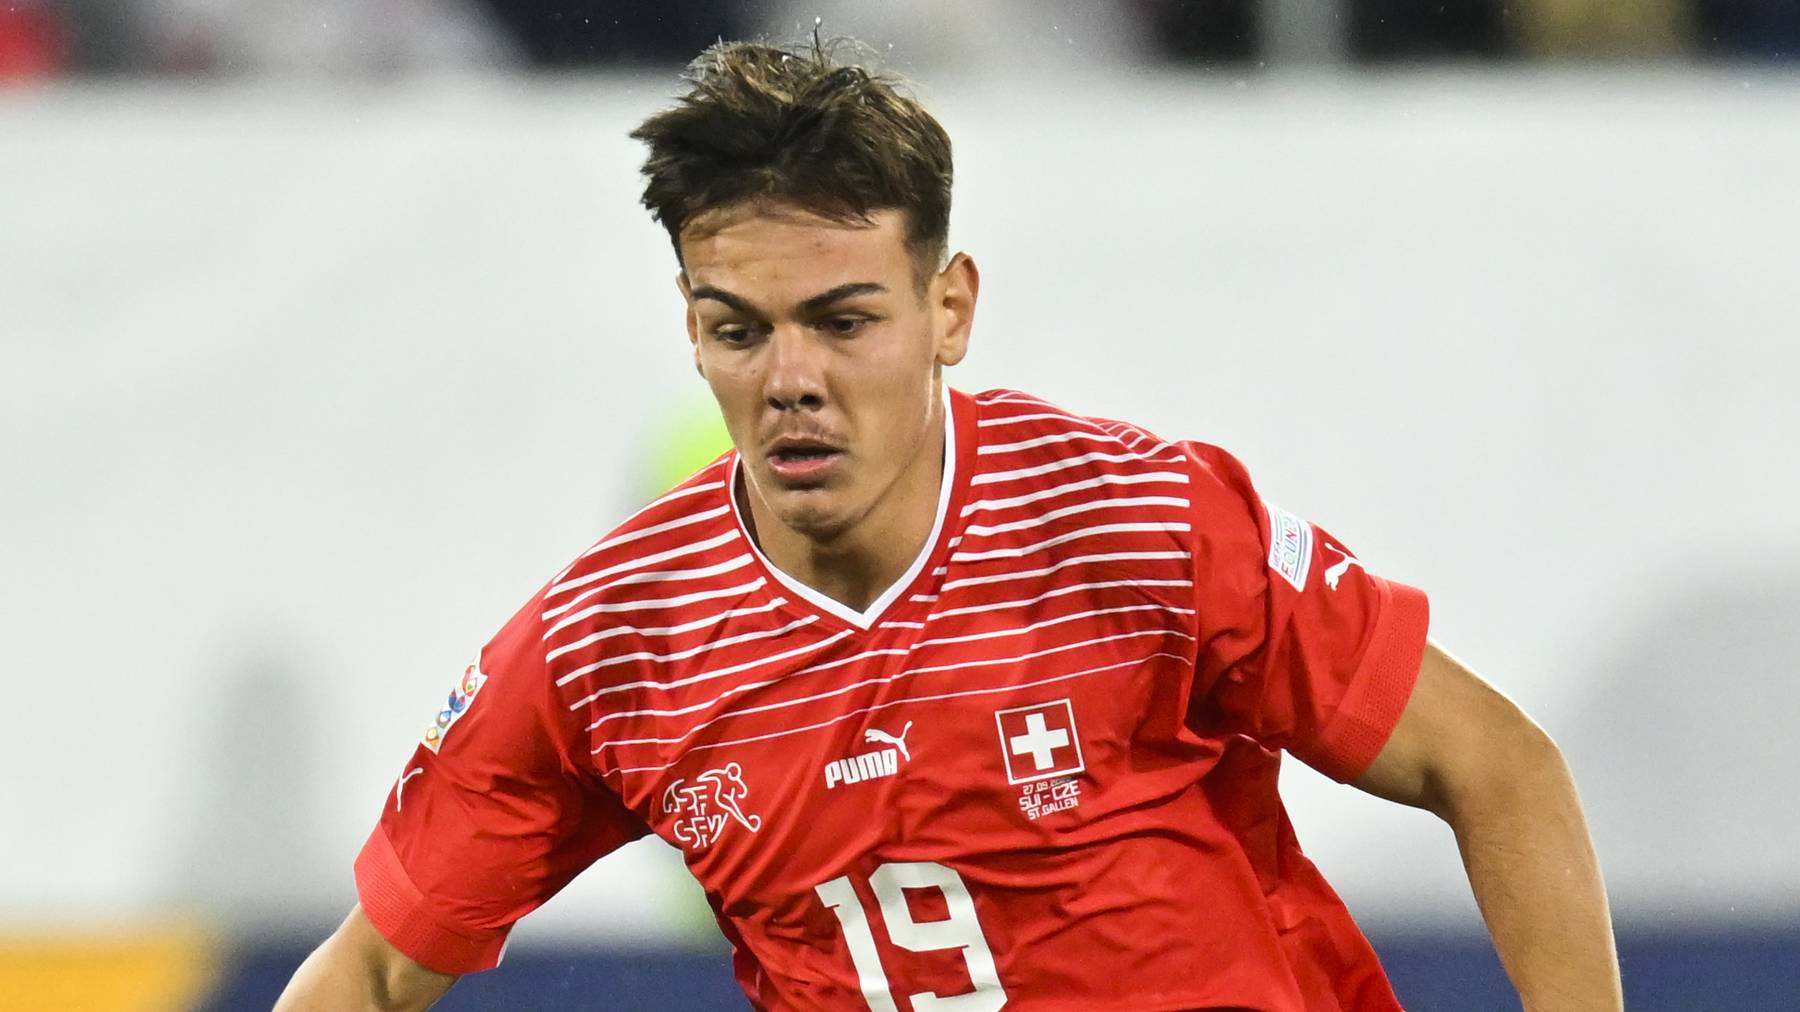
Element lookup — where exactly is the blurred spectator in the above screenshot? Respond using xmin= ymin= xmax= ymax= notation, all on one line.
xmin=1693 ymin=0 xmax=1800 ymax=58
xmin=472 ymin=0 xmax=750 ymax=67
xmin=126 ymin=0 xmax=513 ymax=75
xmin=1349 ymin=0 xmax=1512 ymax=60
xmin=0 ymin=0 xmax=67 ymax=81
xmin=751 ymin=1 xmax=1142 ymax=74
xmin=1134 ymin=0 xmax=1259 ymax=65
xmin=50 ymin=0 xmax=133 ymax=72
xmin=1514 ymin=0 xmax=1686 ymax=58
xmin=18 ymin=0 xmax=1799 ymax=80
xmin=1129 ymin=0 xmax=1516 ymax=66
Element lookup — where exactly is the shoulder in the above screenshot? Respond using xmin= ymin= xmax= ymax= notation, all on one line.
xmin=537 ymin=455 xmax=745 ymax=641
xmin=969 ymin=388 xmax=1253 ymax=498
xmin=548 ymin=456 xmax=739 ymax=586
xmin=969 ymin=388 xmax=1177 ymax=468
xmin=955 ymin=390 xmax=1195 ymax=571
xmin=426 ymin=455 xmax=745 ymax=762
xmin=967 ymin=387 xmax=1267 ymax=551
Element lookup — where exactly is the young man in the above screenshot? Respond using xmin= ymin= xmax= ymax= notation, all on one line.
xmin=278 ymin=41 xmax=1621 ymax=1011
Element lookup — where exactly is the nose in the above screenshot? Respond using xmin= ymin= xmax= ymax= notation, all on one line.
xmin=762 ymin=324 xmax=827 ymax=412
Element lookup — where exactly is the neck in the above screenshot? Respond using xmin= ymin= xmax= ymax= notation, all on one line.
xmin=740 ymin=396 xmax=948 ymax=614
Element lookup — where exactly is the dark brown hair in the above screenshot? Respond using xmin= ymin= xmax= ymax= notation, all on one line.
xmin=630 ymin=39 xmax=953 ymax=278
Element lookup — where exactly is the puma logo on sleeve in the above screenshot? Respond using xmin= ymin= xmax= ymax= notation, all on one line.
xmin=1322 ymin=543 xmax=1365 ymax=591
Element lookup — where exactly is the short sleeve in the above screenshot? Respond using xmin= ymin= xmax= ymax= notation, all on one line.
xmin=1182 ymin=443 xmax=1431 ymax=783
xmin=354 ymin=588 xmax=651 ymax=974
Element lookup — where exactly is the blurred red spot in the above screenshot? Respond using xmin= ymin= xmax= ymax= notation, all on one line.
xmin=0 ymin=1 xmax=67 ymax=83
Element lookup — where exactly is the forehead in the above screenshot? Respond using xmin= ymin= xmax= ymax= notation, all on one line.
xmin=679 ymin=204 xmax=913 ymax=300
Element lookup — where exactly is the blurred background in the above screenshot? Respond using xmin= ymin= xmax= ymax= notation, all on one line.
xmin=3 ymin=1 xmax=1797 ymax=1009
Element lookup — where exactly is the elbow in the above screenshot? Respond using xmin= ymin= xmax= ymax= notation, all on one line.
xmin=1421 ymin=709 xmax=1569 ymax=825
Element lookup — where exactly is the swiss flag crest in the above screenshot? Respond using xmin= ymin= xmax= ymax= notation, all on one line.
xmin=994 ymin=699 xmax=1085 ymax=785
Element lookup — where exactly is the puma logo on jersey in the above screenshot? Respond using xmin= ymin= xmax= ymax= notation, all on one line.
xmin=864 ymin=721 xmax=913 ymax=761
xmin=393 ymin=767 xmax=424 ymax=812
xmin=825 ymin=721 xmax=913 ymax=790
xmin=1322 ymin=543 xmax=1364 ymax=590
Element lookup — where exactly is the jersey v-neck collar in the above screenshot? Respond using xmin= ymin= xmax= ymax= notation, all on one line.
xmin=728 ymin=385 xmax=973 ymax=632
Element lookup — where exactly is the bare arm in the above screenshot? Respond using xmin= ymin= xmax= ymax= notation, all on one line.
xmin=274 ymin=904 xmax=459 ymax=1012
xmin=1354 ymin=641 xmax=1622 ymax=1011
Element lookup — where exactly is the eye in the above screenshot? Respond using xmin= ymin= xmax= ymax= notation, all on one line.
xmin=821 ymin=316 xmax=872 ymax=337
xmin=712 ymin=324 xmax=758 ymax=347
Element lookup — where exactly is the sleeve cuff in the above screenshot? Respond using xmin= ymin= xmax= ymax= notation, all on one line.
xmin=354 ymin=825 xmax=511 ymax=975
xmin=1307 ymin=579 xmax=1430 ymax=783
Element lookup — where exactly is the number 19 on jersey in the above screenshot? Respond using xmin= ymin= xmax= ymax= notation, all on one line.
xmin=815 ymin=861 xmax=1009 ymax=1011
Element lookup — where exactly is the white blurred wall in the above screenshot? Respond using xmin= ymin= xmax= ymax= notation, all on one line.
xmin=2 ymin=68 xmax=1796 ymax=940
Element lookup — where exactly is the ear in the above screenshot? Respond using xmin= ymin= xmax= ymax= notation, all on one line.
xmin=932 ymin=252 xmax=979 ymax=368
xmin=677 ymin=272 xmax=705 ymax=377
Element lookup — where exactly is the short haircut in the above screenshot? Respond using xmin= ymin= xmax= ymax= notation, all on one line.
xmin=631 ymin=38 xmax=954 ymax=281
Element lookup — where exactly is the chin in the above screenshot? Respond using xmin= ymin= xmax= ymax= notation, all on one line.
xmin=766 ymin=488 xmax=859 ymax=541
xmin=763 ymin=478 xmax=874 ymax=536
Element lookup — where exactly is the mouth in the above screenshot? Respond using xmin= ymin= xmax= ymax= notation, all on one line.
xmin=765 ymin=438 xmax=844 ymax=485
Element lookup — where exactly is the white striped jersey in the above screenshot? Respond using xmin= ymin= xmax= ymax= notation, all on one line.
xmin=356 ymin=386 xmax=1430 ymax=1011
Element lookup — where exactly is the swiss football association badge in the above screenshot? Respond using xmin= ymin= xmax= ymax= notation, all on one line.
xmin=663 ymin=762 xmax=763 ymax=851
xmin=994 ymin=699 xmax=1084 ymax=820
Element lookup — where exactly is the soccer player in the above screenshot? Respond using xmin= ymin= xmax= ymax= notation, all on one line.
xmin=277 ymin=41 xmax=1622 ymax=1011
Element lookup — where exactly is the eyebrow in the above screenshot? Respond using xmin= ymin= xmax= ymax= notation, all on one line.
xmin=689 ymin=282 xmax=888 ymax=318
xmin=800 ymin=282 xmax=887 ymax=315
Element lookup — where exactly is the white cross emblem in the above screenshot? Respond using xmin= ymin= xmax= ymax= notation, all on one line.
xmin=1010 ymin=713 xmax=1070 ymax=771
xmin=994 ymin=699 xmax=1085 ymax=785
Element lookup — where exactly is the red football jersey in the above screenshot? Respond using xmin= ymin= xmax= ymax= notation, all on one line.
xmin=356 ymin=387 xmax=1429 ymax=1011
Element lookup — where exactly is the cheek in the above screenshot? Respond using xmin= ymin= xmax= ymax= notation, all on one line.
xmin=858 ymin=334 xmax=938 ymax=436
xmin=870 ymin=319 xmax=938 ymax=377
xmin=699 ymin=356 xmax=756 ymax=422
